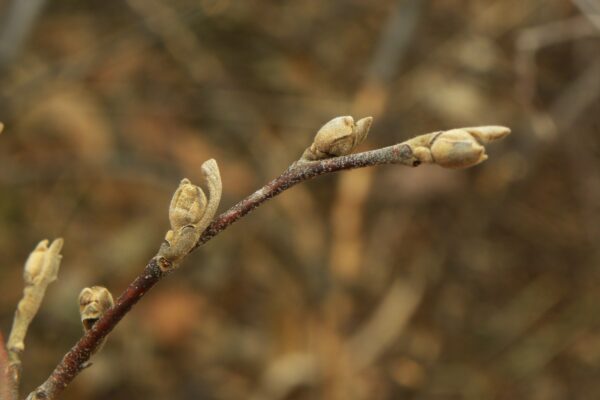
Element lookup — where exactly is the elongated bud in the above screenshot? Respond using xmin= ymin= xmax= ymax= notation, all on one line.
xmin=23 ymin=241 xmax=48 ymax=285
xmin=8 ymin=238 xmax=63 ymax=363
xmin=23 ymin=239 xmax=63 ymax=285
xmin=410 ymin=126 xmax=510 ymax=169
xmin=169 ymin=178 xmax=207 ymax=231
xmin=159 ymin=160 xmax=222 ymax=268
xmin=0 ymin=122 xmax=4 ymax=134
xmin=430 ymin=129 xmax=487 ymax=169
xmin=301 ymin=116 xmax=373 ymax=161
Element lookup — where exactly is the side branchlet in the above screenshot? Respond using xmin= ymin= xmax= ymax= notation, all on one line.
xmin=301 ymin=115 xmax=373 ymax=162
xmin=407 ymin=126 xmax=511 ymax=169
xmin=158 ymin=159 xmax=222 ymax=269
xmin=6 ymin=239 xmax=63 ymax=397
xmin=78 ymin=287 xmax=114 ymax=357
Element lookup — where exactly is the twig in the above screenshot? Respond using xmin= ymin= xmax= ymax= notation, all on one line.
xmin=26 ymin=124 xmax=509 ymax=400
xmin=6 ymin=239 xmax=63 ymax=400
xmin=196 ymin=146 xmax=410 ymax=245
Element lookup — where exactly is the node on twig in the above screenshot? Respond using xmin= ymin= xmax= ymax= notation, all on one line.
xmin=158 ymin=159 xmax=223 ymax=268
xmin=301 ymin=116 xmax=373 ymax=161
xmin=78 ymin=286 xmax=114 ymax=356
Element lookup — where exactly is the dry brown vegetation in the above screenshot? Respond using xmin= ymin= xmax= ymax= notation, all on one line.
xmin=1 ymin=1 xmax=599 ymax=399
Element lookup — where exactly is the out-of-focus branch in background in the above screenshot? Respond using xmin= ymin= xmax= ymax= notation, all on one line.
xmin=0 ymin=0 xmax=47 ymax=69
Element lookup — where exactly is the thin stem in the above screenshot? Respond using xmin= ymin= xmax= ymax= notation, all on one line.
xmin=26 ymin=259 xmax=164 ymax=400
xmin=195 ymin=142 xmax=416 ymax=248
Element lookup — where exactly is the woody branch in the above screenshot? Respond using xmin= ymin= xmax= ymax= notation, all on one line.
xmin=23 ymin=118 xmax=509 ymax=400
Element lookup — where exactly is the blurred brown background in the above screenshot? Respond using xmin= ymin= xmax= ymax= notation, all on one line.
xmin=1 ymin=0 xmax=599 ymax=399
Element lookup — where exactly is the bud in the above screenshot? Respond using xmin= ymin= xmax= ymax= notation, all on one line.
xmin=429 ymin=129 xmax=487 ymax=169
xmin=23 ymin=238 xmax=63 ymax=285
xmin=169 ymin=178 xmax=207 ymax=231
xmin=23 ymin=240 xmax=48 ymax=285
xmin=159 ymin=160 xmax=222 ymax=267
xmin=427 ymin=126 xmax=511 ymax=169
xmin=0 ymin=122 xmax=4 ymax=134
xmin=78 ymin=286 xmax=114 ymax=332
xmin=303 ymin=116 xmax=373 ymax=161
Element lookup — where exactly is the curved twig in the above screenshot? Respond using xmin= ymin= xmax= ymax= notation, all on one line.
xmin=26 ymin=125 xmax=509 ymax=400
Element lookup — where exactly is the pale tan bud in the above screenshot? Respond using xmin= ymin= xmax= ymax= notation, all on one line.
xmin=0 ymin=122 xmax=4 ymax=134
xmin=8 ymin=238 xmax=63 ymax=361
xmin=407 ymin=125 xmax=510 ymax=168
xmin=302 ymin=115 xmax=373 ymax=161
xmin=313 ymin=116 xmax=354 ymax=156
xmin=23 ymin=238 xmax=63 ymax=285
xmin=158 ymin=160 xmax=222 ymax=267
xmin=23 ymin=240 xmax=49 ymax=285
xmin=427 ymin=126 xmax=511 ymax=169
xmin=169 ymin=178 xmax=207 ymax=231
xmin=78 ymin=286 xmax=114 ymax=356
xmin=78 ymin=286 xmax=114 ymax=332
xmin=430 ymin=129 xmax=487 ymax=169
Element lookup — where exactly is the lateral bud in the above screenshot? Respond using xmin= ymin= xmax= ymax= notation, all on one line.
xmin=79 ymin=286 xmax=114 ymax=332
xmin=169 ymin=178 xmax=207 ymax=232
xmin=301 ymin=115 xmax=373 ymax=161
xmin=78 ymin=286 xmax=113 ymax=357
xmin=430 ymin=129 xmax=487 ymax=169
xmin=159 ymin=160 xmax=222 ymax=268
xmin=23 ymin=239 xmax=63 ymax=285
xmin=78 ymin=286 xmax=114 ymax=356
